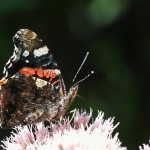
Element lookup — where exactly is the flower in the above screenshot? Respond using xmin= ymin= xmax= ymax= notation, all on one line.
xmin=1 ymin=109 xmax=126 ymax=150
xmin=139 ymin=141 xmax=150 ymax=150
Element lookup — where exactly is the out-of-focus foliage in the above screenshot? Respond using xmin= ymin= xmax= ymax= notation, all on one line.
xmin=0 ymin=0 xmax=38 ymax=14
xmin=0 ymin=0 xmax=150 ymax=149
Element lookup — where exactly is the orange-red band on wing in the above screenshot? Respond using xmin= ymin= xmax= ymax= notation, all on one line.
xmin=19 ymin=67 xmax=60 ymax=86
xmin=19 ymin=67 xmax=36 ymax=76
xmin=36 ymin=68 xmax=44 ymax=78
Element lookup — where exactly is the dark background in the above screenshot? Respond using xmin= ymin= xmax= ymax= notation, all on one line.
xmin=0 ymin=0 xmax=150 ymax=149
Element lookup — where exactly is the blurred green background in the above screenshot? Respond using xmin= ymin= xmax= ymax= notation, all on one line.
xmin=0 ymin=0 xmax=150 ymax=149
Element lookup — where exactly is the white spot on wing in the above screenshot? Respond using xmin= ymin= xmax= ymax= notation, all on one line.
xmin=12 ymin=53 xmax=19 ymax=62
xmin=23 ymin=50 xmax=29 ymax=57
xmin=33 ymin=49 xmax=41 ymax=57
xmin=35 ymin=78 xmax=48 ymax=88
xmin=39 ymin=46 xmax=49 ymax=55
xmin=3 ymin=67 xmax=6 ymax=74
xmin=8 ymin=63 xmax=13 ymax=68
xmin=55 ymin=69 xmax=61 ymax=75
xmin=6 ymin=58 xmax=11 ymax=65
xmin=26 ymin=60 xmax=29 ymax=63
xmin=55 ymin=85 xmax=59 ymax=89
xmin=33 ymin=46 xmax=49 ymax=57
xmin=5 ymin=71 xmax=8 ymax=77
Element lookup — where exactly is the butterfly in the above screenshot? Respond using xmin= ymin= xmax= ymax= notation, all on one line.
xmin=0 ymin=29 xmax=80 ymax=128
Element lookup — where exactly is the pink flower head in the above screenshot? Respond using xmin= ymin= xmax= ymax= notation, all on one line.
xmin=139 ymin=141 xmax=150 ymax=150
xmin=73 ymin=108 xmax=92 ymax=127
xmin=1 ymin=109 xmax=126 ymax=150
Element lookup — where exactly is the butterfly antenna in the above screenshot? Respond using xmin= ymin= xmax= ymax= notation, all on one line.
xmin=72 ymin=52 xmax=89 ymax=83
xmin=72 ymin=71 xmax=94 ymax=87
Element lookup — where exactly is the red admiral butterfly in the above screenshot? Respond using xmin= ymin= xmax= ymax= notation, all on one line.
xmin=0 ymin=29 xmax=92 ymax=128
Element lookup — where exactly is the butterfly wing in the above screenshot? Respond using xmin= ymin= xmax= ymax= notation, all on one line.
xmin=2 ymin=29 xmax=66 ymax=93
xmin=0 ymin=29 xmax=78 ymax=128
xmin=4 ymin=29 xmax=57 ymax=77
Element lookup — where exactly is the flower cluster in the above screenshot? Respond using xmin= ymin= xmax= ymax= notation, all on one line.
xmin=1 ymin=109 xmax=126 ymax=150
